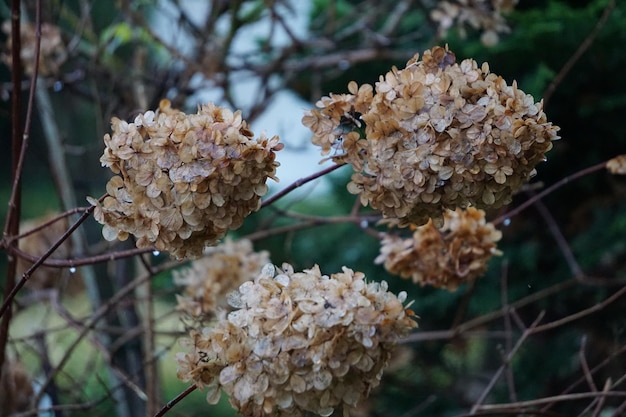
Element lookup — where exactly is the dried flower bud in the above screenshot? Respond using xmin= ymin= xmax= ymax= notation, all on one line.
xmin=430 ymin=0 xmax=518 ymax=46
xmin=90 ymin=99 xmax=282 ymax=259
xmin=174 ymin=238 xmax=270 ymax=322
xmin=2 ymin=21 xmax=67 ymax=76
xmin=304 ymin=46 xmax=559 ymax=227
xmin=376 ymin=207 xmax=502 ymax=290
xmin=607 ymin=155 xmax=626 ymax=175
xmin=176 ymin=263 xmax=417 ymax=417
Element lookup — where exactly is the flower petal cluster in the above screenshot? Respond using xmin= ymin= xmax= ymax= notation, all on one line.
xmin=303 ymin=46 xmax=560 ymax=227
xmin=607 ymin=155 xmax=626 ymax=175
xmin=376 ymin=207 xmax=502 ymax=290
xmin=2 ymin=21 xmax=67 ymax=76
xmin=90 ymin=99 xmax=282 ymax=259
xmin=174 ymin=238 xmax=270 ymax=322
xmin=176 ymin=263 xmax=417 ymax=417
xmin=430 ymin=0 xmax=518 ymax=46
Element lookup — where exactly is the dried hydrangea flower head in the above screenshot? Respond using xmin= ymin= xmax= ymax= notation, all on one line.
xmin=303 ymin=46 xmax=559 ymax=228
xmin=376 ymin=207 xmax=502 ymax=290
xmin=174 ymin=238 xmax=270 ymax=322
xmin=16 ymin=213 xmax=82 ymax=293
xmin=606 ymin=155 xmax=626 ymax=175
xmin=2 ymin=21 xmax=67 ymax=76
xmin=90 ymin=99 xmax=282 ymax=259
xmin=0 ymin=359 xmax=34 ymax=414
xmin=176 ymin=263 xmax=417 ymax=417
xmin=430 ymin=0 xmax=518 ymax=46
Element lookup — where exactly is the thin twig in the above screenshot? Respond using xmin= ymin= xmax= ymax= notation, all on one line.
xmin=590 ymin=378 xmax=611 ymax=417
xmin=493 ymin=161 xmax=609 ymax=226
xmin=153 ymin=384 xmax=197 ymax=417
xmin=7 ymin=207 xmax=90 ymax=242
xmin=451 ymin=278 xmax=477 ymax=329
xmin=470 ymin=311 xmax=545 ymax=414
xmin=397 ymin=394 xmax=436 ymax=417
xmin=475 ymin=391 xmax=626 ymax=411
xmin=530 ymin=193 xmax=584 ymax=278
xmin=499 ymin=260 xmax=518 ymax=403
xmin=138 ymin=254 xmax=159 ymax=416
xmin=8 ymin=245 xmax=153 ymax=268
xmin=261 ymin=163 xmax=346 ymax=208
xmin=579 ymin=365 xmax=626 ymax=417
xmin=12 ymin=397 xmax=110 ymax=417
xmin=609 ymin=398 xmax=626 ymax=417
xmin=403 ymin=278 xmax=577 ymax=343
xmin=578 ymin=335 xmax=598 ymax=392
xmin=244 ymin=219 xmax=316 ymax=242
xmin=541 ymin=343 xmax=626 ymax=413
xmin=530 ymin=285 xmax=626 ymax=334
xmin=0 ymin=203 xmax=97 ymax=319
xmin=349 ymin=195 xmax=362 ymax=217
xmin=33 ymin=268 xmax=160 ymax=405
xmin=48 ymin=292 xmax=148 ymax=403
xmin=543 ymin=0 xmax=616 ymax=107
xmin=455 ymin=410 xmax=563 ymax=417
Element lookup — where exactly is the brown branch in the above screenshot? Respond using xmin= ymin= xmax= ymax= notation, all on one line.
xmin=1 ymin=0 xmax=34 ymax=389
xmin=0 ymin=203 xmax=96 ymax=319
xmin=578 ymin=336 xmax=598 ymax=392
xmin=543 ymin=0 xmax=616 ymax=107
xmin=7 ymin=245 xmax=153 ymax=268
xmin=12 ymin=397 xmax=110 ymax=417
xmin=500 ymin=260 xmax=518 ymax=403
xmin=493 ymin=161 xmax=608 ymax=226
xmin=541 ymin=344 xmax=626 ymax=413
xmin=609 ymin=398 xmax=626 ymax=417
xmin=32 ymin=266 xmax=165 ymax=405
xmin=456 ymin=410 xmax=563 ymax=417
xmin=590 ymin=378 xmax=611 ymax=417
xmin=530 ymin=285 xmax=626 ymax=334
xmin=244 ymin=212 xmax=381 ymax=242
xmin=138 ymin=254 xmax=159 ymax=416
xmin=403 ymin=277 xmax=577 ymax=343
xmin=261 ymin=163 xmax=346 ymax=208
xmin=7 ymin=207 xmax=90 ymax=242
xmin=470 ymin=311 xmax=546 ymax=414
xmin=475 ymin=391 xmax=626 ymax=412
xmin=153 ymin=385 xmax=197 ymax=417
xmin=48 ymin=292 xmax=148 ymax=403
xmin=530 ymin=194 xmax=584 ymax=278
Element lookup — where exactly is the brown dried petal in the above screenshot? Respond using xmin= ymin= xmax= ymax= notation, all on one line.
xmin=92 ymin=99 xmax=282 ymax=259
xmin=176 ymin=263 xmax=417 ymax=417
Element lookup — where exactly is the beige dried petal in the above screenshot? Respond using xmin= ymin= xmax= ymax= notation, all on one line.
xmin=176 ymin=263 xmax=417 ymax=417
xmin=607 ymin=155 xmax=626 ymax=175
xmin=377 ymin=207 xmax=501 ymax=290
xmin=306 ymin=45 xmax=559 ymax=227
xmin=93 ymin=100 xmax=282 ymax=259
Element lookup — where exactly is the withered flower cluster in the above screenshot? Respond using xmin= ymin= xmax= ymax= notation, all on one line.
xmin=17 ymin=213 xmax=81 ymax=293
xmin=174 ymin=238 xmax=270 ymax=321
xmin=607 ymin=155 xmax=626 ymax=175
xmin=303 ymin=46 xmax=559 ymax=227
xmin=376 ymin=207 xmax=501 ymax=290
xmin=90 ymin=99 xmax=282 ymax=259
xmin=176 ymin=263 xmax=417 ymax=417
xmin=2 ymin=21 xmax=67 ymax=76
xmin=430 ymin=0 xmax=518 ymax=46
xmin=0 ymin=359 xmax=33 ymax=414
